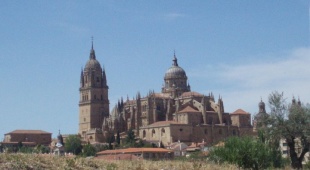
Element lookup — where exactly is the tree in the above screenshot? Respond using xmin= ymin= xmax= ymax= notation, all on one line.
xmin=82 ymin=143 xmax=96 ymax=157
xmin=116 ymin=131 xmax=120 ymax=145
xmin=209 ymin=136 xmax=282 ymax=170
xmin=65 ymin=135 xmax=82 ymax=155
xmin=126 ymin=129 xmax=136 ymax=144
xmin=257 ymin=91 xmax=310 ymax=169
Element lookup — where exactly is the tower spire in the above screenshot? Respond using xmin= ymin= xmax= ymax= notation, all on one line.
xmin=90 ymin=36 xmax=96 ymax=59
xmin=91 ymin=36 xmax=94 ymax=50
xmin=172 ymin=51 xmax=178 ymax=66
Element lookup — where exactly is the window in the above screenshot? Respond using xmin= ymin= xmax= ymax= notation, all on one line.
xmin=161 ymin=128 xmax=165 ymax=136
xmin=283 ymin=143 xmax=288 ymax=146
xmin=204 ymin=129 xmax=208 ymax=135
xmin=143 ymin=130 xmax=146 ymax=138
xmin=94 ymin=95 xmax=97 ymax=99
xmin=84 ymin=118 xmax=86 ymax=122
xmin=283 ymin=150 xmax=288 ymax=154
xmin=152 ymin=129 xmax=155 ymax=137
xmin=219 ymin=129 xmax=222 ymax=134
xmin=96 ymin=77 xmax=100 ymax=82
xmin=232 ymin=130 xmax=236 ymax=135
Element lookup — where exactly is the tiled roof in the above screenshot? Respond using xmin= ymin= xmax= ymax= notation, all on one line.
xmin=95 ymin=153 xmax=140 ymax=160
xmin=6 ymin=130 xmax=52 ymax=135
xmin=181 ymin=91 xmax=204 ymax=98
xmin=178 ymin=106 xmax=200 ymax=113
xmin=147 ymin=121 xmax=183 ymax=127
xmin=97 ymin=148 xmax=172 ymax=155
xmin=153 ymin=93 xmax=171 ymax=99
xmin=231 ymin=109 xmax=249 ymax=115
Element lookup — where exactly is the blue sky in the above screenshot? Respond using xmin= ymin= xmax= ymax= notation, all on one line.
xmin=1 ymin=0 xmax=309 ymax=138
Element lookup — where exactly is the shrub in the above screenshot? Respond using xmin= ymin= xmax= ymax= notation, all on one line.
xmin=208 ymin=136 xmax=283 ymax=170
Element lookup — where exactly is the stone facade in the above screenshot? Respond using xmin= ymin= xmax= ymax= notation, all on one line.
xmin=3 ymin=130 xmax=52 ymax=146
xmin=78 ymin=46 xmax=253 ymax=145
xmin=79 ymin=42 xmax=109 ymax=141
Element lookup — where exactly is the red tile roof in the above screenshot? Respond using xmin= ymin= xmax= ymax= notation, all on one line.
xmin=95 ymin=153 xmax=140 ymax=160
xmin=6 ymin=130 xmax=52 ymax=135
xmin=97 ymin=148 xmax=172 ymax=155
xmin=178 ymin=106 xmax=200 ymax=113
xmin=231 ymin=109 xmax=249 ymax=115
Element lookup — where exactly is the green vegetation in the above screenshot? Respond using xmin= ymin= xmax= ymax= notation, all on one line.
xmin=0 ymin=153 xmax=240 ymax=170
xmin=81 ymin=143 xmax=97 ymax=157
xmin=65 ymin=135 xmax=82 ymax=155
xmin=209 ymin=136 xmax=285 ymax=169
xmin=257 ymin=91 xmax=310 ymax=169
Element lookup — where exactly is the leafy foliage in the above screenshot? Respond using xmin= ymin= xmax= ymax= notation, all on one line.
xmin=65 ymin=135 xmax=82 ymax=155
xmin=257 ymin=91 xmax=310 ymax=169
xmin=209 ymin=136 xmax=283 ymax=170
xmin=116 ymin=131 xmax=120 ymax=145
xmin=81 ymin=143 xmax=96 ymax=157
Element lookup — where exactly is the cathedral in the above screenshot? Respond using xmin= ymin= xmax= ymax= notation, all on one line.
xmin=79 ymin=43 xmax=253 ymax=146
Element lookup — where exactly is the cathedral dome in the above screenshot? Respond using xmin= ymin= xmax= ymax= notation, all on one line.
xmin=258 ymin=99 xmax=265 ymax=108
xmin=164 ymin=56 xmax=187 ymax=79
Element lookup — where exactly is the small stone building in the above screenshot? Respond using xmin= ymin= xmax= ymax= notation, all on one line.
xmin=3 ymin=130 xmax=52 ymax=146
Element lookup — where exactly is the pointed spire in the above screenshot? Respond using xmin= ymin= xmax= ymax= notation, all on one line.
xmin=102 ymin=68 xmax=107 ymax=86
xmin=89 ymin=36 xmax=96 ymax=60
xmin=91 ymin=36 xmax=94 ymax=50
xmin=172 ymin=51 xmax=178 ymax=66
xmin=80 ymin=67 xmax=84 ymax=87
xmin=292 ymin=96 xmax=296 ymax=104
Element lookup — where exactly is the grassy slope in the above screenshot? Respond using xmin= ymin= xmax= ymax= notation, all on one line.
xmin=0 ymin=153 xmax=238 ymax=170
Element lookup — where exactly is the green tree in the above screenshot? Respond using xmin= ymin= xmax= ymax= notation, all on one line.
xmin=65 ymin=135 xmax=82 ymax=155
xmin=116 ymin=131 xmax=120 ymax=145
xmin=125 ymin=129 xmax=135 ymax=144
xmin=257 ymin=91 xmax=310 ymax=169
xmin=82 ymin=143 xmax=96 ymax=157
xmin=209 ymin=136 xmax=281 ymax=170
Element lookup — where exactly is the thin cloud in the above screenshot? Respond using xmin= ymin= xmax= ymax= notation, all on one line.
xmin=53 ymin=21 xmax=89 ymax=35
xmin=162 ymin=12 xmax=187 ymax=20
xmin=189 ymin=47 xmax=310 ymax=114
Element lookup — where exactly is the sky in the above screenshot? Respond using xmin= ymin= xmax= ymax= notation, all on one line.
xmin=1 ymin=0 xmax=310 ymax=138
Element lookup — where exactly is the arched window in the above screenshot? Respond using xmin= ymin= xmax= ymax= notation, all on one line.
xmin=143 ymin=130 xmax=146 ymax=138
xmin=161 ymin=128 xmax=165 ymax=136
xmin=232 ymin=130 xmax=236 ymax=136
xmin=204 ymin=129 xmax=208 ymax=135
xmin=152 ymin=129 xmax=155 ymax=137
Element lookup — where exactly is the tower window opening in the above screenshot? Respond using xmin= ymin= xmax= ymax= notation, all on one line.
xmin=94 ymin=95 xmax=97 ymax=100
xmin=96 ymin=77 xmax=100 ymax=82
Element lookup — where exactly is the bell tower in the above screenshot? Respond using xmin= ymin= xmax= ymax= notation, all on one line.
xmin=79 ymin=40 xmax=109 ymax=139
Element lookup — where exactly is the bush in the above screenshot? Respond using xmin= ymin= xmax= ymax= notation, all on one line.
xmin=208 ymin=136 xmax=284 ymax=170
xmin=81 ymin=144 xmax=96 ymax=157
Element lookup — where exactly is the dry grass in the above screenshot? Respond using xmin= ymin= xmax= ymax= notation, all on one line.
xmin=0 ymin=153 xmax=239 ymax=170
